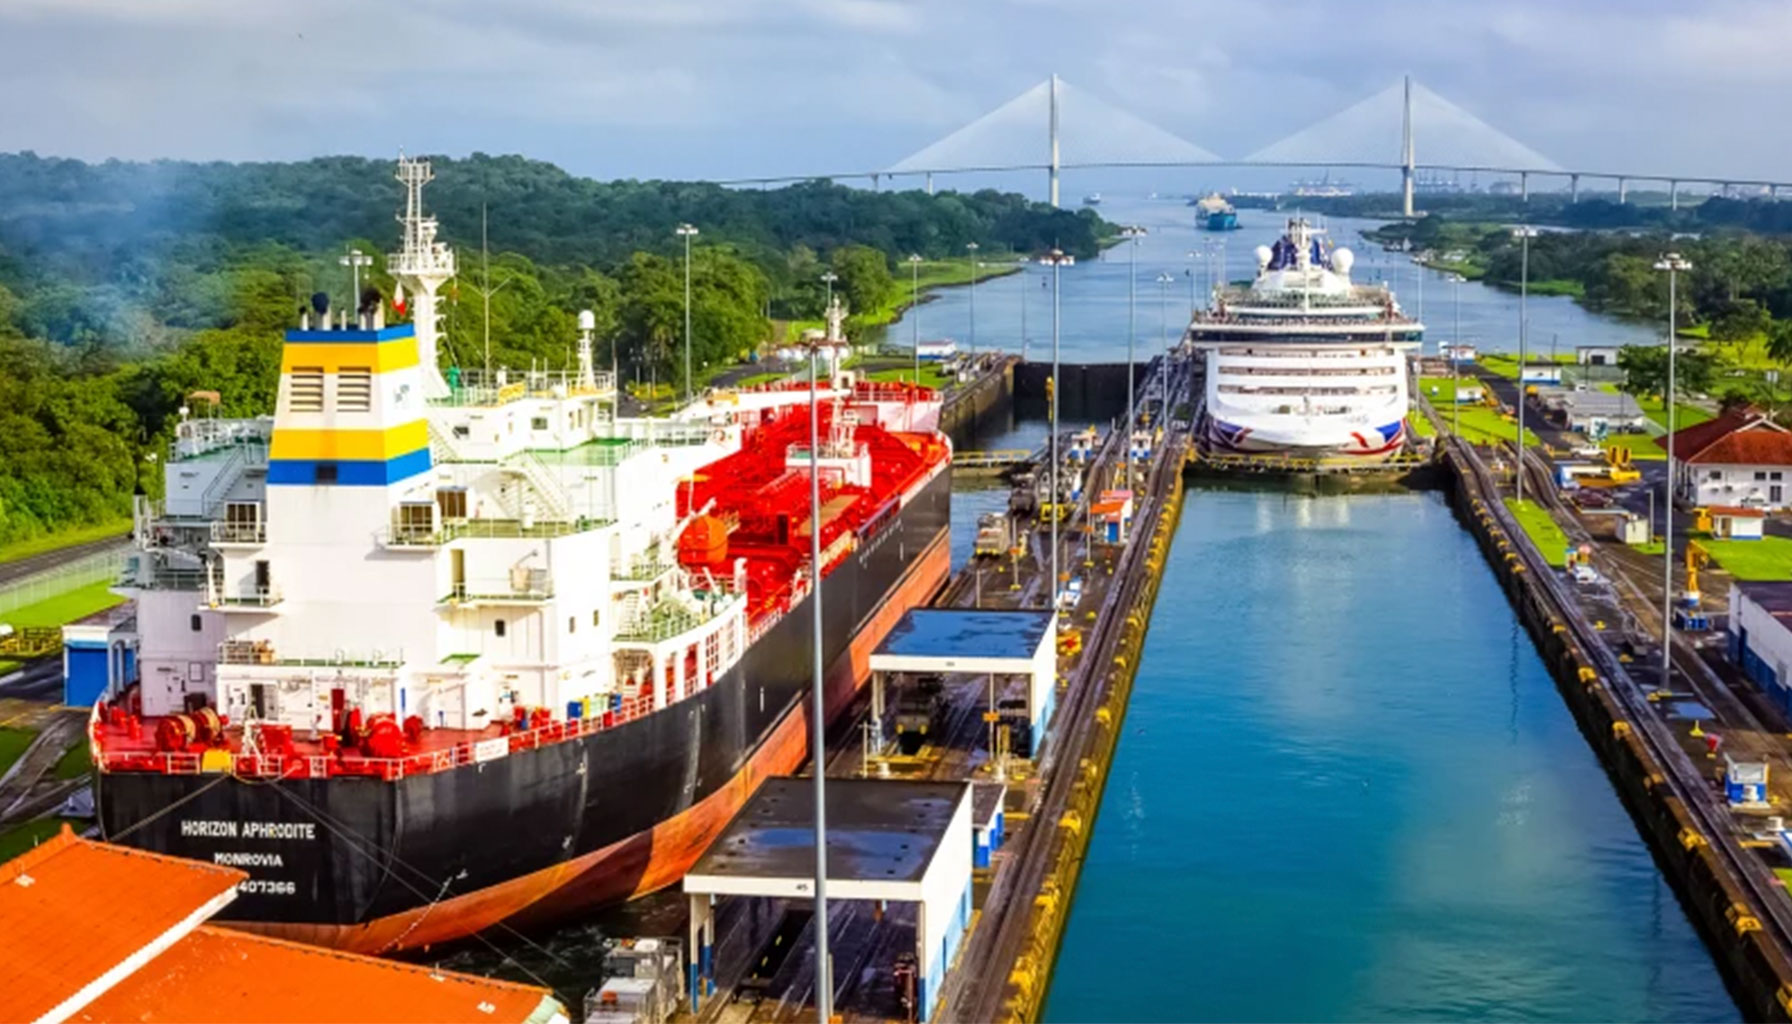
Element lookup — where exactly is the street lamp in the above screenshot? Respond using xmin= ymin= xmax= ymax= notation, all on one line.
xmin=802 ymin=324 xmax=832 ymax=1024
xmin=1043 ymin=248 xmax=1072 ymax=614
xmin=1121 ymin=227 xmax=1146 ymax=472
xmin=339 ymin=249 xmax=372 ymax=319
xmin=1156 ymin=273 xmax=1175 ymax=354
xmin=1655 ymin=252 xmax=1692 ymax=697
xmin=1513 ymin=225 xmax=1539 ymax=504
xmin=1448 ymin=273 xmax=1466 ymax=437
xmin=907 ymin=254 xmax=923 ymax=387
xmin=676 ymin=223 xmax=699 ymax=403
xmin=966 ymin=242 xmax=980 ymax=360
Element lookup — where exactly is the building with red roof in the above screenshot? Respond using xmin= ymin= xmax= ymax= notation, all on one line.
xmin=1 ymin=828 xmax=565 ymax=1024
xmin=1661 ymin=410 xmax=1792 ymax=510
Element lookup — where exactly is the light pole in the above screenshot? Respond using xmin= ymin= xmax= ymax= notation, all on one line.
xmin=1185 ymin=251 xmax=1199 ymax=316
xmin=676 ymin=223 xmax=699 ymax=403
xmin=1044 ymin=248 xmax=1070 ymax=614
xmin=1449 ymin=273 xmax=1465 ymax=437
xmin=1019 ymin=264 xmax=1030 ymax=363
xmin=1121 ymin=227 xmax=1145 ymax=472
xmin=966 ymin=242 xmax=980 ymax=361
xmin=1156 ymin=273 xmax=1174 ymax=355
xmin=907 ymin=254 xmax=923 ymax=387
xmin=1655 ymin=252 xmax=1692 ymax=697
xmin=804 ymin=330 xmax=831 ymax=1024
xmin=1513 ymin=226 xmax=1538 ymax=504
xmin=340 ymin=249 xmax=372 ymax=318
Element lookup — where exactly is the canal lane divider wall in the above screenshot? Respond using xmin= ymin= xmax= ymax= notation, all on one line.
xmin=1445 ymin=436 xmax=1792 ymax=1022
xmin=944 ymin=355 xmax=1195 ymax=1023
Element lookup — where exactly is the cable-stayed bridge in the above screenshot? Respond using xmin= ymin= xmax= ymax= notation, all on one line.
xmin=717 ymin=75 xmax=1792 ymax=213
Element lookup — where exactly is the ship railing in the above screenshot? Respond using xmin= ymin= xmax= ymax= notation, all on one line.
xmin=95 ymin=694 xmax=668 ymax=781
xmin=444 ymin=573 xmax=554 ymax=604
xmin=218 ymin=640 xmax=406 ymax=668
xmin=210 ymin=521 xmax=267 ymax=545
xmin=210 ymin=584 xmax=284 ymax=608
xmin=430 ymin=369 xmax=616 ymax=408
xmin=169 ymin=417 xmax=273 ymax=463
xmin=374 ymin=517 xmax=603 ymax=548
xmin=612 ymin=557 xmax=679 ymax=582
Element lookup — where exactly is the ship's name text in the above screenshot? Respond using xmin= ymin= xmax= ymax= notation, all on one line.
xmin=180 ymin=819 xmax=317 ymax=840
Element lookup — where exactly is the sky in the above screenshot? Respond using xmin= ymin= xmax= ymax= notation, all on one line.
xmin=1 ymin=0 xmax=1788 ymax=195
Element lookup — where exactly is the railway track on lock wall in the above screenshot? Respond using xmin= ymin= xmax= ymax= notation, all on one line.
xmin=942 ymin=358 xmax=1192 ymax=1024
xmin=1465 ymin=437 xmax=1792 ymax=965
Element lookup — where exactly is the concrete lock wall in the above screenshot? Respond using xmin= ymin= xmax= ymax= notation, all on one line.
xmin=1444 ymin=447 xmax=1792 ymax=1023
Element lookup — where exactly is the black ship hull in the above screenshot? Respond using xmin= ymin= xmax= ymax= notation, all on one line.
xmin=95 ymin=466 xmax=951 ymax=952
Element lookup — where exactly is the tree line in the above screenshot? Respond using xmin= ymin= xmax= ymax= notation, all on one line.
xmin=0 ymin=151 xmax=1113 ymax=546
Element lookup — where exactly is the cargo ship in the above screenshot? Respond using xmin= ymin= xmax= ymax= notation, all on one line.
xmin=1187 ymin=218 xmax=1422 ymax=459
xmin=1192 ymin=194 xmax=1239 ymax=231
xmin=85 ymin=158 xmax=952 ymax=954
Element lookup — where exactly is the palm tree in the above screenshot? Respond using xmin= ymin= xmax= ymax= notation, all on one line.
xmin=1763 ymin=320 xmax=1792 ymax=418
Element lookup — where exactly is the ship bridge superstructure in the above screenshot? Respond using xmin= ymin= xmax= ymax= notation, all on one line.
xmin=1187 ymin=218 xmax=1421 ymax=459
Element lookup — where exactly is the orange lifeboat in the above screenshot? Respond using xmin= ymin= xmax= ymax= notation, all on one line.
xmin=679 ymin=514 xmax=730 ymax=567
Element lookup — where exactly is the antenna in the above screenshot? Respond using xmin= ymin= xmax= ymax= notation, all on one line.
xmin=482 ymin=204 xmax=491 ymax=378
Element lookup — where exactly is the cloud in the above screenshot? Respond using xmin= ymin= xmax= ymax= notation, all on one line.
xmin=1 ymin=0 xmax=1790 ymax=182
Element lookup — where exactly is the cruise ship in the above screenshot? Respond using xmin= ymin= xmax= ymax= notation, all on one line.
xmin=1187 ymin=218 xmax=1423 ymax=459
xmin=84 ymin=158 xmax=952 ymax=954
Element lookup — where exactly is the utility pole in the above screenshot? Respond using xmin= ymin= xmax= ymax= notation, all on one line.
xmin=1450 ymin=273 xmax=1464 ymax=437
xmin=805 ymin=330 xmax=831 ymax=1024
xmin=1513 ymin=226 xmax=1538 ymax=503
xmin=1044 ymin=249 xmax=1070 ymax=612
xmin=1122 ymin=227 xmax=1145 ymax=474
xmin=676 ymin=224 xmax=699 ymax=404
xmin=1655 ymin=252 xmax=1692 ymax=701
xmin=966 ymin=242 xmax=979 ymax=361
xmin=907 ymin=254 xmax=923 ymax=387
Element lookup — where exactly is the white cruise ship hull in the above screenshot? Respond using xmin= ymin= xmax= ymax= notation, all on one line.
xmin=1201 ymin=409 xmax=1408 ymax=459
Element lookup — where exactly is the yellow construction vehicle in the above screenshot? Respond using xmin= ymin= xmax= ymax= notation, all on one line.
xmin=1604 ymin=445 xmax=1641 ymax=485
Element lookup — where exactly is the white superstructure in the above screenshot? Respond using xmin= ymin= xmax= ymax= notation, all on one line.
xmin=101 ymin=157 xmax=899 ymax=741
xmin=1187 ymin=218 xmax=1423 ymax=459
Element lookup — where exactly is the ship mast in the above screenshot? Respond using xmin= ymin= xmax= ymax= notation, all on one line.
xmin=388 ymin=156 xmax=457 ymax=399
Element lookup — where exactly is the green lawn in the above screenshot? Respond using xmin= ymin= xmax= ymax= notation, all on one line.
xmin=1526 ymin=279 xmax=1587 ymax=299
xmin=1409 ymin=411 xmax=1436 ymax=438
xmin=1478 ymin=352 xmax=1576 ymax=380
xmin=1 ymin=581 xmax=123 ymax=629
xmin=1600 ymin=433 xmax=1666 ymax=460
xmin=52 ymin=738 xmax=92 ymax=781
xmin=0 ymin=727 xmax=36 ymax=781
xmin=864 ymin=364 xmax=951 ymax=389
xmin=1415 ymin=376 xmax=1540 ymax=446
xmin=1700 ymin=535 xmax=1792 ymax=581
xmin=1634 ymin=392 xmax=1714 ymax=431
xmin=1504 ymin=498 xmax=1571 ymax=567
xmin=0 ymin=818 xmax=72 ymax=865
xmin=0 ymin=520 xmax=129 ymax=567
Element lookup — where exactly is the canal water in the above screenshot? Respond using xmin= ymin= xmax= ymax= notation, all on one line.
xmin=886 ymin=198 xmax=1658 ymax=364
xmin=1042 ymin=488 xmax=1736 ymax=1022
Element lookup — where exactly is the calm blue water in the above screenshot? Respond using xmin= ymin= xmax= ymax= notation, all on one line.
xmin=1043 ymin=489 xmax=1735 ymax=1023
xmin=889 ymin=198 xmax=1658 ymax=364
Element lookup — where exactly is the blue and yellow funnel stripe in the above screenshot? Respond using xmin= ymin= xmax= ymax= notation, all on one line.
xmin=281 ymin=323 xmax=420 ymax=373
xmin=269 ymin=322 xmax=432 ymax=487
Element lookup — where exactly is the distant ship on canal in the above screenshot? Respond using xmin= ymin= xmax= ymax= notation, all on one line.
xmin=1188 ymin=218 xmax=1423 ymax=459
xmin=1192 ymin=193 xmax=1239 ymax=231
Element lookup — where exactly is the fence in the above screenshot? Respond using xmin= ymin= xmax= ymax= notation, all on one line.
xmin=0 ymin=546 xmax=128 ymax=620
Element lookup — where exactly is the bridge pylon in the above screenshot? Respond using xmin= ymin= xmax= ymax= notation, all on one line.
xmin=1401 ymin=74 xmax=1415 ymax=218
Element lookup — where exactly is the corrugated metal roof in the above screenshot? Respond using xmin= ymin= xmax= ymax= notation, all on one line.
xmin=0 ymin=827 xmax=242 ymax=1024
xmin=73 ymin=926 xmax=561 ymax=1024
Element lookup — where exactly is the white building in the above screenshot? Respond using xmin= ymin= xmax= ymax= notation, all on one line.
xmin=1729 ymin=582 xmax=1792 ymax=720
xmin=1665 ymin=411 xmax=1792 ymax=510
